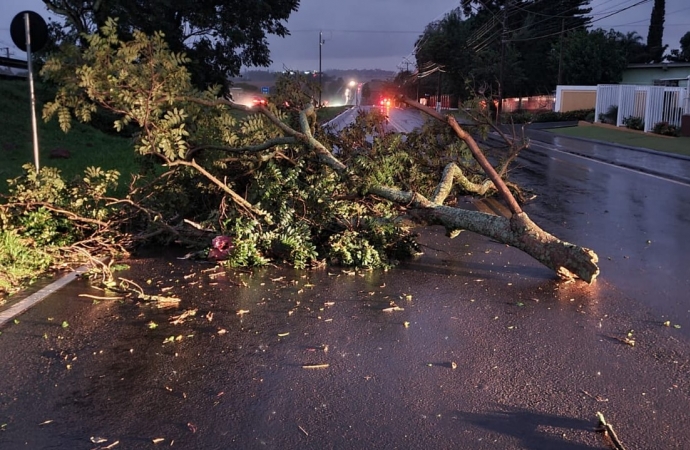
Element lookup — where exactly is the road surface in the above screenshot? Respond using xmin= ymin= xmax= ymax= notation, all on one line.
xmin=1 ymin=108 xmax=689 ymax=449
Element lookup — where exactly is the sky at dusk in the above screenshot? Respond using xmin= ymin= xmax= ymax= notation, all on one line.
xmin=1 ymin=0 xmax=689 ymax=71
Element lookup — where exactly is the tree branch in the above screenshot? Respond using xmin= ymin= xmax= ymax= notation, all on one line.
xmin=185 ymin=136 xmax=297 ymax=160
xmin=432 ymin=163 xmax=495 ymax=204
xmin=400 ymin=96 xmax=523 ymax=215
xmin=165 ymin=158 xmax=266 ymax=218
xmin=182 ymin=97 xmax=347 ymax=172
xmin=370 ymin=185 xmax=599 ymax=283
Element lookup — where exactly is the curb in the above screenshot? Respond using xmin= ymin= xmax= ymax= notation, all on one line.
xmin=0 ymin=265 xmax=90 ymax=328
xmin=527 ymin=128 xmax=690 ymax=163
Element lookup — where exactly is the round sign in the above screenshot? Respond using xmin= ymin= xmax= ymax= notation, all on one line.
xmin=10 ymin=11 xmax=48 ymax=53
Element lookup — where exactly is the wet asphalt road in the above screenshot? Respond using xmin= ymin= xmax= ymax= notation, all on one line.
xmin=1 ymin=111 xmax=690 ymax=449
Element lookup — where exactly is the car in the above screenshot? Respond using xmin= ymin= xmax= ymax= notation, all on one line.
xmin=379 ymin=98 xmax=391 ymax=108
xmin=251 ymin=96 xmax=267 ymax=107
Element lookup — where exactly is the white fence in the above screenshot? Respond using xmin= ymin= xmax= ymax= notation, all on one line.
xmin=595 ymin=84 xmax=689 ymax=132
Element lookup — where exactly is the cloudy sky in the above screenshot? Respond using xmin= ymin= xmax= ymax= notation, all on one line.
xmin=1 ymin=0 xmax=689 ymax=71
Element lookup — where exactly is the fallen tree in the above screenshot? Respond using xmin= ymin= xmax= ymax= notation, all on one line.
xmin=26 ymin=19 xmax=598 ymax=284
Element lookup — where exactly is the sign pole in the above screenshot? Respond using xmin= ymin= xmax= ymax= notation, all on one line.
xmin=24 ymin=12 xmax=40 ymax=173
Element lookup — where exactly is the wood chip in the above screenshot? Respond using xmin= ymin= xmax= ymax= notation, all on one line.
xmin=302 ymin=364 xmax=329 ymax=369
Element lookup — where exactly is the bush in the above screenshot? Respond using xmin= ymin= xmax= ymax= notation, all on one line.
xmin=505 ymin=108 xmax=595 ymax=123
xmin=598 ymin=105 xmax=618 ymax=124
xmin=622 ymin=116 xmax=644 ymax=131
xmin=505 ymin=110 xmax=534 ymax=124
xmin=652 ymin=121 xmax=681 ymax=137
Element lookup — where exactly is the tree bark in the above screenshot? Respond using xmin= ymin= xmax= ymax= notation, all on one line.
xmin=370 ymin=186 xmax=599 ymax=283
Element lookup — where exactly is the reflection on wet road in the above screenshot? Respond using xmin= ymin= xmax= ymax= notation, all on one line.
xmin=513 ymin=139 xmax=690 ymax=329
xmin=2 ymin=111 xmax=690 ymax=449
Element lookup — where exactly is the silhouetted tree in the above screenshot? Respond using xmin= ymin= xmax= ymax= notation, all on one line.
xmin=646 ymin=0 xmax=667 ymax=63
xmin=667 ymin=31 xmax=690 ymax=62
xmin=42 ymin=0 xmax=300 ymax=88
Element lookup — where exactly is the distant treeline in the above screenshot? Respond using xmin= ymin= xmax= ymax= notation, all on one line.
xmin=236 ymin=69 xmax=396 ymax=83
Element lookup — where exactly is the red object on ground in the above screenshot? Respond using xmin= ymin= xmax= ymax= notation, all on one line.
xmin=208 ymin=236 xmax=234 ymax=261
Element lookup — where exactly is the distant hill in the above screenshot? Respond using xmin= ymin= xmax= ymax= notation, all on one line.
xmin=325 ymin=69 xmax=396 ymax=82
xmin=235 ymin=68 xmax=397 ymax=86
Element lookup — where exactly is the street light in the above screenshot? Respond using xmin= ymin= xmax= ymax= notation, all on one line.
xmin=319 ymin=31 xmax=325 ymax=106
xmin=348 ymin=80 xmax=357 ymax=105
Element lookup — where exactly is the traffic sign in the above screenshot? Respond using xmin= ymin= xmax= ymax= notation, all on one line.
xmin=261 ymin=86 xmax=269 ymax=94
xmin=10 ymin=11 xmax=48 ymax=52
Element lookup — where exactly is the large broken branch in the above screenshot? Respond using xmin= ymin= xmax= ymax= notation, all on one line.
xmin=388 ymin=97 xmax=599 ymax=283
xmin=370 ymin=186 xmax=599 ymax=283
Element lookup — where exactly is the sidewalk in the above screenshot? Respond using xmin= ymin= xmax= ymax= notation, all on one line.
xmin=521 ymin=124 xmax=690 ymax=185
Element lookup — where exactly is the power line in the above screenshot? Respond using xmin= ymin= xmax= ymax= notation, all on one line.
xmin=505 ymin=0 xmax=653 ymax=43
xmin=288 ymin=29 xmax=424 ymax=34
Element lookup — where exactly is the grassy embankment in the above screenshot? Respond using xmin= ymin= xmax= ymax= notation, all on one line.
xmin=0 ymin=79 xmax=137 ymax=194
xmin=548 ymin=124 xmax=690 ymax=158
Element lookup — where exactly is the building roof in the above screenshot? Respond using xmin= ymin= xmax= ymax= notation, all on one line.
xmin=626 ymin=62 xmax=690 ymax=70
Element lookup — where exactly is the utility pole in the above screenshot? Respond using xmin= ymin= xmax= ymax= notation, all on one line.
xmin=497 ymin=1 xmax=510 ymax=124
xmin=557 ymin=17 xmax=565 ymax=86
xmin=436 ymin=68 xmax=442 ymax=112
xmin=318 ymin=31 xmax=324 ymax=106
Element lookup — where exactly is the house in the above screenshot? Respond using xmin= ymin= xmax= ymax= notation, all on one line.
xmin=621 ymin=62 xmax=690 ymax=87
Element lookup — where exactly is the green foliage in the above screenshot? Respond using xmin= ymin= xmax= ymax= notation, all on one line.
xmin=652 ymin=121 xmax=680 ymax=137
xmin=646 ymin=0 xmax=667 ymax=63
xmin=623 ymin=116 xmax=645 ymax=131
xmin=33 ymin=23 xmax=502 ymax=278
xmin=328 ymin=230 xmax=384 ymax=268
xmin=504 ymin=110 xmax=534 ymax=124
xmin=42 ymin=19 xmax=195 ymax=160
xmin=535 ymin=109 xmax=594 ymax=123
xmin=0 ymin=230 xmax=53 ymax=295
xmin=419 ymin=1 xmax=592 ymax=99
xmin=1 ymin=164 xmax=120 ymax=256
xmin=224 ymin=218 xmax=271 ymax=268
xmin=558 ymin=29 xmax=628 ymax=86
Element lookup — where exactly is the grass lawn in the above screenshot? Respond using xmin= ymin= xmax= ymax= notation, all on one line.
xmin=0 ymin=79 xmax=137 ymax=195
xmin=316 ymin=105 xmax=351 ymax=123
xmin=548 ymin=125 xmax=690 ymax=158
